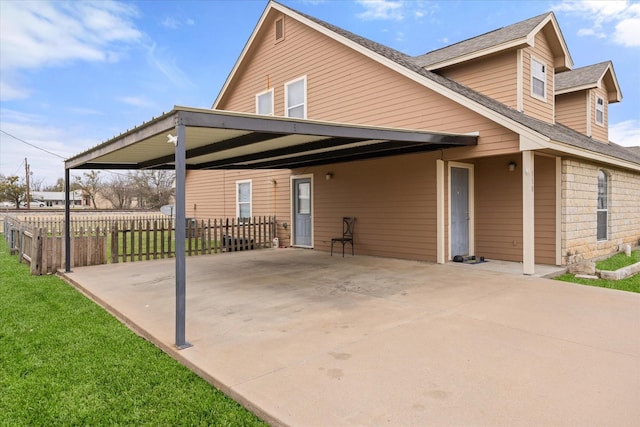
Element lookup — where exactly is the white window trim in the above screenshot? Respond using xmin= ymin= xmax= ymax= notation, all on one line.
xmin=530 ymin=56 xmax=547 ymax=101
xmin=597 ymin=170 xmax=608 ymax=241
xmin=595 ymin=95 xmax=605 ymax=127
xmin=285 ymin=75 xmax=307 ymax=119
xmin=256 ymin=88 xmax=274 ymax=116
xmin=447 ymin=161 xmax=475 ymax=261
xmin=236 ymin=180 xmax=252 ymax=220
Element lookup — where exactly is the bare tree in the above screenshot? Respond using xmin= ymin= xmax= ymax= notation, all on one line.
xmin=101 ymin=174 xmax=135 ymax=209
xmin=74 ymin=171 xmax=101 ymax=209
xmin=129 ymin=170 xmax=175 ymax=209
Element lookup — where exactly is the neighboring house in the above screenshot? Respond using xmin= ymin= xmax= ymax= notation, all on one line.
xmin=31 ymin=191 xmax=86 ymax=207
xmin=183 ymin=1 xmax=639 ymax=272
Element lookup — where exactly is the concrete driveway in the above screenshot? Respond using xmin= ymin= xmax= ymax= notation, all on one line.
xmin=61 ymin=249 xmax=639 ymax=426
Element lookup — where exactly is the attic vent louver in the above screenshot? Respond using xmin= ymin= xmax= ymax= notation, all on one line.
xmin=275 ymin=17 xmax=284 ymax=41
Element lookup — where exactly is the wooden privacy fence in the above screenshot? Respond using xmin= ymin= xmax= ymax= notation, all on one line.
xmin=2 ymin=215 xmax=276 ymax=275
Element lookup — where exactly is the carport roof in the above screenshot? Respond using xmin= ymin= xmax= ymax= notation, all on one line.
xmin=65 ymin=107 xmax=476 ymax=170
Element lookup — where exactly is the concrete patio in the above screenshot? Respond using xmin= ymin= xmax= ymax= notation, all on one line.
xmin=60 ymin=249 xmax=640 ymax=427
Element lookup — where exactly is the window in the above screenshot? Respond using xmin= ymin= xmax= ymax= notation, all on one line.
xmin=236 ymin=180 xmax=252 ymax=221
xmin=597 ymin=170 xmax=608 ymax=241
xmin=285 ymin=76 xmax=306 ymax=118
xmin=256 ymin=89 xmax=273 ymax=116
xmin=275 ymin=17 xmax=284 ymax=41
xmin=531 ymin=58 xmax=546 ymax=100
xmin=595 ymin=96 xmax=605 ymax=126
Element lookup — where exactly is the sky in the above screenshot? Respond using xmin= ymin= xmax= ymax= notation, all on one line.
xmin=1 ymin=0 xmax=639 ymax=186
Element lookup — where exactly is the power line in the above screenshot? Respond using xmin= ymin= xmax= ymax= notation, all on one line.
xmin=0 ymin=129 xmax=66 ymax=159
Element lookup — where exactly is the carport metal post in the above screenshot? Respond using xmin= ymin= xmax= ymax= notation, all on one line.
xmin=64 ymin=167 xmax=71 ymax=273
xmin=175 ymin=119 xmax=191 ymax=350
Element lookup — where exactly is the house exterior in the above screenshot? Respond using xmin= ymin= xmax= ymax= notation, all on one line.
xmin=31 ymin=190 xmax=86 ymax=207
xmin=185 ymin=1 xmax=640 ymax=273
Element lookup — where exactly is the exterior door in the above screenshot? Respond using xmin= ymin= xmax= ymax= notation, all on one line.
xmin=293 ymin=178 xmax=312 ymax=247
xmin=451 ymin=167 xmax=470 ymax=257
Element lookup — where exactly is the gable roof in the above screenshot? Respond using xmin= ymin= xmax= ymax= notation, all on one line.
xmin=413 ymin=12 xmax=573 ymax=72
xmin=214 ymin=1 xmax=639 ymax=170
xmin=555 ymin=61 xmax=622 ymax=102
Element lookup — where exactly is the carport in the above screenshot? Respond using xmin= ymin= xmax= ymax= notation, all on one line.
xmin=63 ymin=107 xmax=476 ymax=349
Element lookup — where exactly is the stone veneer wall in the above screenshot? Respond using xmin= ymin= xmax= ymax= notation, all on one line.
xmin=562 ymin=158 xmax=640 ymax=264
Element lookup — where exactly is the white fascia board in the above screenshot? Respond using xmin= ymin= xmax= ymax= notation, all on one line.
xmin=212 ymin=2 xmax=274 ymax=109
xmin=530 ymin=135 xmax=640 ymax=172
xmin=424 ymin=39 xmax=529 ymax=71
xmin=555 ymin=83 xmax=597 ymax=95
xmin=532 ymin=14 xmax=574 ymax=70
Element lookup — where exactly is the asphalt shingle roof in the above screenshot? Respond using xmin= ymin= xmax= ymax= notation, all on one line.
xmin=555 ymin=61 xmax=611 ymax=91
xmin=290 ymin=6 xmax=640 ymax=166
xmin=413 ymin=13 xmax=550 ymax=68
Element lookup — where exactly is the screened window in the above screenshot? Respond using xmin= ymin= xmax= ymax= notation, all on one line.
xmin=236 ymin=180 xmax=252 ymax=221
xmin=597 ymin=170 xmax=608 ymax=241
xmin=297 ymin=182 xmax=310 ymax=214
xmin=285 ymin=76 xmax=306 ymax=118
xmin=531 ymin=58 xmax=546 ymax=99
xmin=595 ymin=96 xmax=605 ymax=126
xmin=256 ymin=89 xmax=273 ymax=116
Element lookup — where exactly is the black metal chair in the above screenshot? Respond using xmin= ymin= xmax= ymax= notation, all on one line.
xmin=331 ymin=217 xmax=355 ymax=257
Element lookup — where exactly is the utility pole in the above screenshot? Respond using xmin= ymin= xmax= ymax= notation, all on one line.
xmin=25 ymin=158 xmax=30 ymax=210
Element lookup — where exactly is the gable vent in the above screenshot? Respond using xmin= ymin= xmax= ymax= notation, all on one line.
xmin=275 ymin=17 xmax=284 ymax=41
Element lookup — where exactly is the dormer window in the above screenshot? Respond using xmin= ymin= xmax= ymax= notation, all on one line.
xmin=531 ymin=58 xmax=546 ymax=100
xmin=595 ymin=96 xmax=605 ymax=126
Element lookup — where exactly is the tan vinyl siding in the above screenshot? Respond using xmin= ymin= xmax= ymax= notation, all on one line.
xmin=185 ymin=169 xmax=292 ymax=246
xmin=534 ymin=155 xmax=557 ymax=265
xmin=522 ymin=32 xmax=554 ymax=123
xmin=218 ymin=11 xmax=519 ymax=157
xmin=438 ymin=51 xmax=518 ymax=109
xmin=295 ymin=152 xmax=441 ymax=261
xmin=555 ymin=91 xmax=587 ymax=135
xmin=590 ymin=87 xmax=609 ymax=143
xmin=474 ymin=156 xmax=523 ymax=261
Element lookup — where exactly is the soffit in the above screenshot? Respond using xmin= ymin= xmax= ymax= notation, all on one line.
xmin=65 ymin=107 xmax=477 ymax=171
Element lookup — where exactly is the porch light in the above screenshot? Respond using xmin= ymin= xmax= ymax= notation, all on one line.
xmin=508 ymin=161 xmax=517 ymax=172
xmin=326 ymin=172 xmax=333 ymax=180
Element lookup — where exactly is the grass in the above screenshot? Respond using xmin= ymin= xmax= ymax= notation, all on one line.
xmin=555 ymin=271 xmax=640 ymax=294
xmin=595 ymin=250 xmax=640 ymax=271
xmin=0 ymin=239 xmax=268 ymax=426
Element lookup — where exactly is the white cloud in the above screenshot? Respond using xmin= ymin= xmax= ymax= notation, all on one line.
xmin=0 ymin=1 xmax=143 ymax=101
xmin=162 ymin=16 xmax=196 ymax=29
xmin=609 ymin=120 xmax=640 ymax=146
xmin=145 ymin=43 xmax=194 ymax=88
xmin=0 ymin=1 xmax=142 ymax=70
xmin=119 ymin=96 xmax=155 ymax=108
xmin=357 ymin=0 xmax=404 ymax=21
xmin=554 ymin=0 xmax=640 ymax=47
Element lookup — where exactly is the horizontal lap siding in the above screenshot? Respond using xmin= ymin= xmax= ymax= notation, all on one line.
xmin=590 ymin=86 xmax=609 ymax=143
xmin=299 ymin=152 xmax=440 ymax=261
xmin=555 ymin=92 xmax=587 ymax=134
xmin=534 ymin=155 xmax=557 ymax=265
xmin=219 ymin=12 xmax=519 ymax=155
xmin=522 ymin=32 xmax=554 ymax=124
xmin=439 ymin=51 xmax=518 ymax=109
xmin=185 ymin=169 xmax=291 ymax=246
xmin=475 ymin=155 xmax=523 ymax=261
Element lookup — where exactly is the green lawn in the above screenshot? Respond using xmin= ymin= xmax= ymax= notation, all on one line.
xmin=0 ymin=239 xmax=268 ymax=426
xmin=595 ymin=250 xmax=640 ymax=271
xmin=554 ymin=273 xmax=640 ymax=293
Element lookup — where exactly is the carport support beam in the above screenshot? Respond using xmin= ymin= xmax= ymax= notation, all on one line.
xmin=175 ymin=121 xmax=192 ymax=350
xmin=64 ymin=168 xmax=71 ymax=273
